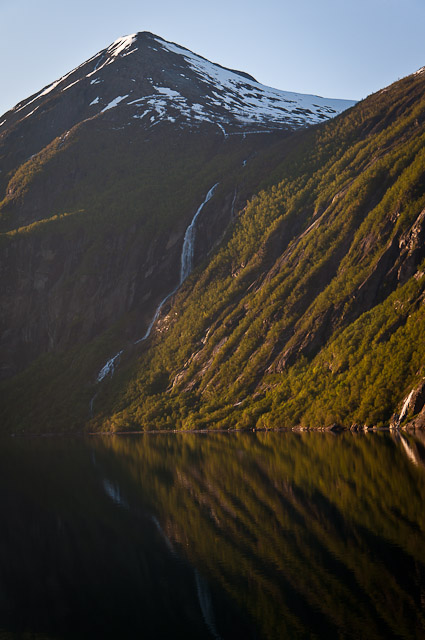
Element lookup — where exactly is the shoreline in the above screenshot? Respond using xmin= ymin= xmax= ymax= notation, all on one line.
xmin=6 ymin=424 xmax=424 ymax=438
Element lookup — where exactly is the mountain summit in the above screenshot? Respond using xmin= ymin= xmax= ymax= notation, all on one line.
xmin=1 ymin=31 xmax=354 ymax=141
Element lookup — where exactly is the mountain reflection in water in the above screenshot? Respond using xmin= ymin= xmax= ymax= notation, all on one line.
xmin=0 ymin=432 xmax=424 ymax=639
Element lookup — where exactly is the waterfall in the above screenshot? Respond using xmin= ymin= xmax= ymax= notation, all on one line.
xmin=230 ymin=188 xmax=237 ymax=219
xmin=93 ymin=183 xmax=219 ymax=395
xmin=96 ymin=350 xmax=123 ymax=383
xmin=398 ymin=389 xmax=415 ymax=424
xmin=134 ymin=287 xmax=178 ymax=344
xmin=137 ymin=182 xmax=219 ymax=343
xmin=180 ymin=183 xmax=219 ymax=284
xmin=89 ymin=392 xmax=98 ymax=416
xmin=138 ymin=182 xmax=219 ymax=343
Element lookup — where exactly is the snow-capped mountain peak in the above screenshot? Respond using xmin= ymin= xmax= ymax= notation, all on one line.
xmin=2 ymin=32 xmax=355 ymax=139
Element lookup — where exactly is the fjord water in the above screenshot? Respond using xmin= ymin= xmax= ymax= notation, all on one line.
xmin=1 ymin=433 xmax=424 ymax=639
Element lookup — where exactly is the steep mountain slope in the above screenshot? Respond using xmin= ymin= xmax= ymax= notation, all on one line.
xmin=80 ymin=66 xmax=425 ymax=433
xmin=0 ymin=33 xmax=354 ymax=433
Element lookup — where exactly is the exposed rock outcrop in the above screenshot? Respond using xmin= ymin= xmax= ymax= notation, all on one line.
xmin=390 ymin=379 xmax=425 ymax=428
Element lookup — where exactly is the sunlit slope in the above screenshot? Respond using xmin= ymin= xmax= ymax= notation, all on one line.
xmin=96 ymin=67 xmax=425 ymax=431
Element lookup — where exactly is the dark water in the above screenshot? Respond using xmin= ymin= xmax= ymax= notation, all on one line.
xmin=1 ymin=431 xmax=425 ymax=639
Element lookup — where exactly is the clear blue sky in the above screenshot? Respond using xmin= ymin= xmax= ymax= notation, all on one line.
xmin=1 ymin=0 xmax=425 ymax=117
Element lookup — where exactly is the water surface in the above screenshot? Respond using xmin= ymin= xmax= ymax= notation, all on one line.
xmin=1 ymin=431 xmax=424 ymax=639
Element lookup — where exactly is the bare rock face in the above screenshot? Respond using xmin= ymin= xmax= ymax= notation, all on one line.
xmin=408 ymin=380 xmax=425 ymax=416
xmin=405 ymin=409 xmax=425 ymax=429
xmin=0 ymin=220 xmax=186 ymax=378
xmin=390 ymin=379 xmax=425 ymax=427
xmin=391 ymin=208 xmax=425 ymax=284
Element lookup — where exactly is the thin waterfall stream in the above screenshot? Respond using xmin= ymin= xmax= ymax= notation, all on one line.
xmin=91 ymin=183 xmax=219 ymax=411
xmin=180 ymin=182 xmax=219 ymax=284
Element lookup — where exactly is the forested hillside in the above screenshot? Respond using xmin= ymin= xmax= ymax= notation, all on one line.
xmin=88 ymin=67 xmax=425 ymax=432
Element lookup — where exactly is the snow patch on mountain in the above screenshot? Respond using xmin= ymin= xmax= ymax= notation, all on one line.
xmin=101 ymin=95 xmax=129 ymax=113
xmin=108 ymin=34 xmax=137 ymax=57
xmin=62 ymin=80 xmax=80 ymax=92
xmin=85 ymin=36 xmax=137 ymax=79
xmin=153 ymin=86 xmax=182 ymax=99
xmin=14 ymin=70 xmax=75 ymax=113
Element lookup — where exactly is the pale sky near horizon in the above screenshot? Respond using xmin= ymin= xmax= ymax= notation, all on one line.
xmin=1 ymin=0 xmax=425 ymax=117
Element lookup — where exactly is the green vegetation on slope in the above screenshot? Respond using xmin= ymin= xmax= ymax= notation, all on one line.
xmin=2 ymin=70 xmax=425 ymax=433
xmin=92 ymin=70 xmax=425 ymax=431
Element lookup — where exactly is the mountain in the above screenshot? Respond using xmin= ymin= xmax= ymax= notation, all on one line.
xmin=0 ymin=32 xmax=353 ymax=201
xmin=4 ymin=34 xmax=424 ymax=434
xmin=87 ymin=65 xmax=425 ymax=434
xmin=1 ymin=32 xmax=353 ymax=146
xmin=0 ymin=31 xmax=355 ymax=433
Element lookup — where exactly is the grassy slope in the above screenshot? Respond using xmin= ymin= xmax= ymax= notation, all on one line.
xmin=94 ymin=70 xmax=425 ymax=431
